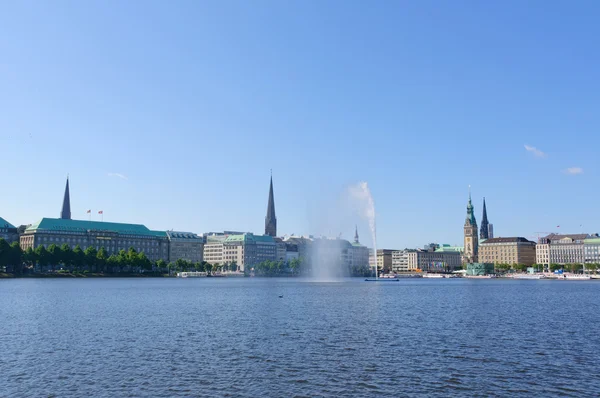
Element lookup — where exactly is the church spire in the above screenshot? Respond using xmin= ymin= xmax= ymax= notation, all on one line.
xmin=60 ymin=176 xmax=71 ymax=220
xmin=265 ymin=172 xmax=277 ymax=237
xmin=480 ymin=197 xmax=489 ymax=239
xmin=354 ymin=225 xmax=359 ymax=243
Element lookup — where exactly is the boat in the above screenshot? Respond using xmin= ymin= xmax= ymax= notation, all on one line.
xmin=562 ymin=274 xmax=591 ymax=280
xmin=365 ymin=278 xmax=399 ymax=282
xmin=464 ymin=275 xmax=496 ymax=279
xmin=422 ymin=273 xmax=444 ymax=278
xmin=511 ymin=274 xmax=546 ymax=280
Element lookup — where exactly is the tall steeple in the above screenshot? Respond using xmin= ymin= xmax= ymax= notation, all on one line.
xmin=354 ymin=225 xmax=359 ymax=243
xmin=60 ymin=176 xmax=71 ymax=220
xmin=265 ymin=172 xmax=277 ymax=237
xmin=480 ymin=197 xmax=489 ymax=240
xmin=463 ymin=185 xmax=478 ymax=264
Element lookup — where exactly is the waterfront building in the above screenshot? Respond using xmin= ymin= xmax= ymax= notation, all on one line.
xmin=535 ymin=233 xmax=599 ymax=266
xmin=285 ymin=243 xmax=299 ymax=262
xmin=480 ymin=198 xmax=490 ymax=240
xmin=0 ymin=217 xmax=18 ymax=243
xmin=20 ymin=218 xmax=169 ymax=262
xmin=478 ymin=237 xmax=537 ymax=266
xmin=203 ymin=234 xmax=227 ymax=265
xmin=466 ymin=262 xmax=494 ymax=276
xmin=349 ymin=228 xmax=370 ymax=270
xmin=223 ymin=233 xmax=277 ymax=271
xmin=274 ymin=237 xmax=287 ymax=262
xmin=376 ymin=249 xmax=394 ymax=272
xmin=408 ymin=247 xmax=463 ymax=271
xmin=265 ymin=174 xmax=277 ymax=237
xmin=463 ymin=189 xmax=479 ymax=264
xmin=584 ymin=237 xmax=600 ymax=265
xmin=392 ymin=250 xmax=411 ymax=272
xmin=166 ymin=231 xmax=204 ymax=263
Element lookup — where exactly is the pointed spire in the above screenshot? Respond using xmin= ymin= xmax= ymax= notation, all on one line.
xmin=60 ymin=176 xmax=71 ymax=220
xmin=354 ymin=225 xmax=359 ymax=243
xmin=480 ymin=197 xmax=490 ymax=239
xmin=465 ymin=186 xmax=476 ymax=226
xmin=265 ymin=172 xmax=277 ymax=237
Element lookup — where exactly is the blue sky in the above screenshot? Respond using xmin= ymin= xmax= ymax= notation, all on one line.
xmin=1 ymin=0 xmax=598 ymax=249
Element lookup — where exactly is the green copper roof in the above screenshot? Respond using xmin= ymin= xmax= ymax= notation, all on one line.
xmin=585 ymin=238 xmax=600 ymax=245
xmin=224 ymin=233 xmax=275 ymax=243
xmin=26 ymin=218 xmax=166 ymax=238
xmin=0 ymin=217 xmax=16 ymax=229
xmin=435 ymin=245 xmax=464 ymax=252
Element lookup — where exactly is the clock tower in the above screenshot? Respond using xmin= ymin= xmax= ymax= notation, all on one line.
xmin=463 ymin=187 xmax=479 ymax=264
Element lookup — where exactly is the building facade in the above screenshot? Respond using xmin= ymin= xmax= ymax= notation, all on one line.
xmin=166 ymin=231 xmax=204 ymax=263
xmin=20 ymin=218 xmax=169 ymax=262
xmin=463 ymin=190 xmax=479 ymax=264
xmin=203 ymin=234 xmax=226 ymax=265
xmin=408 ymin=248 xmax=463 ymax=271
xmin=376 ymin=249 xmax=393 ymax=272
xmin=392 ymin=250 xmax=411 ymax=272
xmin=584 ymin=238 xmax=600 ymax=265
xmin=0 ymin=217 xmax=18 ymax=243
xmin=478 ymin=237 xmax=537 ymax=266
xmin=222 ymin=233 xmax=277 ymax=271
xmin=536 ymin=233 xmax=595 ymax=266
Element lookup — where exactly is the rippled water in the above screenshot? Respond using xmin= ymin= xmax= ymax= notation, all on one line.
xmin=1 ymin=278 xmax=600 ymax=397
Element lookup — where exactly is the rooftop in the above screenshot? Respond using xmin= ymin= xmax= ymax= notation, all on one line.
xmin=25 ymin=218 xmax=167 ymax=238
xmin=224 ymin=233 xmax=275 ymax=244
xmin=543 ymin=233 xmax=591 ymax=242
xmin=166 ymin=231 xmax=201 ymax=240
xmin=0 ymin=217 xmax=16 ymax=229
xmin=481 ymin=237 xmax=534 ymax=244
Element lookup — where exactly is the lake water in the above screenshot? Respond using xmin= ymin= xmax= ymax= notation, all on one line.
xmin=1 ymin=278 xmax=599 ymax=397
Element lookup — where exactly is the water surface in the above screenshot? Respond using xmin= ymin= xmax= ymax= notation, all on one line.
xmin=1 ymin=278 xmax=599 ymax=397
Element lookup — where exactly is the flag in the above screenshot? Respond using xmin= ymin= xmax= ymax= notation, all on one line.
xmin=98 ymin=210 xmax=103 ymax=214
xmin=556 ymin=225 xmax=560 ymax=228
xmin=86 ymin=210 xmax=91 ymax=214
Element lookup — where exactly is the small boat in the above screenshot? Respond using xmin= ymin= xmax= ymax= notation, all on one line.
xmin=563 ymin=274 xmax=591 ymax=280
xmin=278 ymin=295 xmax=284 ymax=298
xmin=365 ymin=278 xmax=399 ymax=282
xmin=422 ymin=273 xmax=444 ymax=278
xmin=511 ymin=274 xmax=546 ymax=280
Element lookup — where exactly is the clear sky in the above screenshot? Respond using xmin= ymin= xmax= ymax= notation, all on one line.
xmin=1 ymin=1 xmax=598 ymax=249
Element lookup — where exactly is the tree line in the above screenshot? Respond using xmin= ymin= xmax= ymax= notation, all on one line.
xmin=0 ymin=239 xmax=231 ymax=276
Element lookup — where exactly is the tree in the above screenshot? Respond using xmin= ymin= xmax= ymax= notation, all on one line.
xmin=167 ymin=262 xmax=176 ymax=276
xmin=138 ymin=252 xmax=152 ymax=271
xmin=60 ymin=244 xmax=72 ymax=270
xmin=35 ymin=245 xmax=50 ymax=272
xmin=84 ymin=246 xmax=98 ymax=272
xmin=230 ymin=260 xmax=238 ymax=272
xmin=156 ymin=259 xmax=167 ymax=273
xmin=118 ymin=249 xmax=128 ymax=272
xmin=9 ymin=242 xmax=23 ymax=275
xmin=570 ymin=263 xmax=583 ymax=274
xmin=550 ymin=263 xmax=561 ymax=272
xmin=0 ymin=239 xmax=10 ymax=271
xmin=47 ymin=244 xmax=59 ymax=272
xmin=72 ymin=245 xmax=85 ymax=272
xmin=107 ymin=255 xmax=120 ymax=273
xmin=205 ymin=263 xmax=213 ymax=275
xmin=23 ymin=247 xmax=37 ymax=270
xmin=96 ymin=247 xmax=108 ymax=273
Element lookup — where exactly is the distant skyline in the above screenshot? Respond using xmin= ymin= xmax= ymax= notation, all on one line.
xmin=1 ymin=1 xmax=598 ymax=248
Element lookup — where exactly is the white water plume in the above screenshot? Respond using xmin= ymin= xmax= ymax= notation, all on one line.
xmin=347 ymin=182 xmax=377 ymax=269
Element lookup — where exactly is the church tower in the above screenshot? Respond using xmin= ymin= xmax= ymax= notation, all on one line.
xmin=354 ymin=225 xmax=359 ymax=244
xmin=480 ymin=197 xmax=490 ymax=240
xmin=265 ymin=173 xmax=277 ymax=237
xmin=463 ymin=187 xmax=478 ymax=264
xmin=60 ymin=176 xmax=71 ymax=220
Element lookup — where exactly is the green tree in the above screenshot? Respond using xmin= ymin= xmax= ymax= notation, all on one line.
xmin=84 ymin=246 xmax=98 ymax=272
xmin=23 ymin=247 xmax=37 ymax=270
xmin=72 ymin=245 xmax=85 ymax=272
xmin=549 ymin=263 xmax=561 ymax=272
xmin=230 ymin=260 xmax=238 ymax=272
xmin=138 ymin=252 xmax=152 ymax=271
xmin=156 ymin=259 xmax=167 ymax=273
xmin=9 ymin=242 xmax=23 ymax=275
xmin=96 ymin=247 xmax=108 ymax=273
xmin=107 ymin=254 xmax=120 ymax=273
xmin=0 ymin=238 xmax=10 ymax=271
xmin=167 ymin=262 xmax=176 ymax=275
xmin=59 ymin=244 xmax=72 ymax=270
xmin=36 ymin=245 xmax=51 ymax=272
xmin=570 ymin=263 xmax=583 ymax=273
xmin=205 ymin=263 xmax=213 ymax=275
xmin=118 ymin=249 xmax=128 ymax=272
